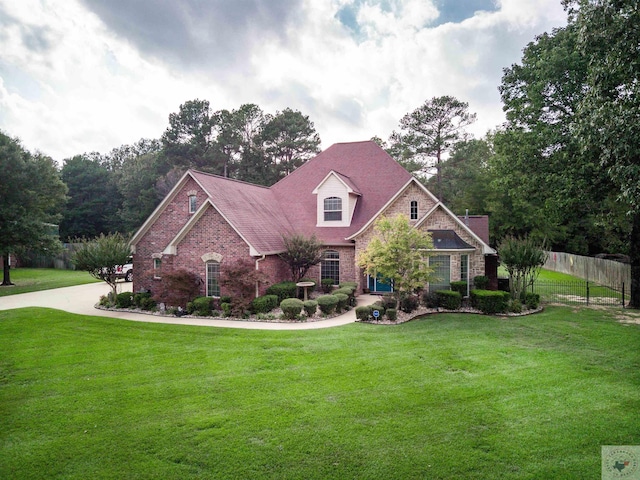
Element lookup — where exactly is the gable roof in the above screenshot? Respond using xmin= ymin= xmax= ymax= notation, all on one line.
xmin=271 ymin=141 xmax=412 ymax=245
xmin=131 ymin=141 xmax=494 ymax=256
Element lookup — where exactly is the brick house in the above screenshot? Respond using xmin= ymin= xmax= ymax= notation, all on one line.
xmin=130 ymin=141 xmax=496 ymax=298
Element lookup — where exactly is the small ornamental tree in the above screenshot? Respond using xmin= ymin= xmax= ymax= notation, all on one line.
xmin=219 ymin=258 xmax=269 ymax=316
xmin=72 ymin=233 xmax=131 ymax=302
xmin=357 ymin=215 xmax=435 ymax=308
xmin=153 ymin=269 xmax=202 ymax=309
xmin=278 ymin=234 xmax=323 ymax=282
xmin=499 ymin=235 xmax=547 ymax=301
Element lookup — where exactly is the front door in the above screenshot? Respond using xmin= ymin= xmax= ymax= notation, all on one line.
xmin=368 ymin=273 xmax=393 ymax=293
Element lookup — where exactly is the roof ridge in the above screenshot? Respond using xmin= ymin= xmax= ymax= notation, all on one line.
xmin=190 ymin=169 xmax=271 ymax=190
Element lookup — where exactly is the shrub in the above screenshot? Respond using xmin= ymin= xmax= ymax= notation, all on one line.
xmin=153 ymin=269 xmax=201 ymax=308
xmin=220 ymin=296 xmax=232 ymax=304
xmin=133 ymin=291 xmax=153 ymax=308
xmin=266 ymin=281 xmax=297 ymax=302
xmin=139 ymin=295 xmax=157 ymax=311
xmin=321 ymin=278 xmax=334 ymax=293
xmin=339 ymin=281 xmax=358 ymax=290
xmin=280 ymin=298 xmax=304 ymax=320
xmin=317 ymin=295 xmax=339 ymax=314
xmin=252 ymin=294 xmax=279 ymax=314
xmin=221 ymin=302 xmax=232 ymax=317
xmin=450 ymin=281 xmax=467 ymax=296
xmin=355 ymin=306 xmax=372 ymax=321
xmin=386 ymin=308 xmax=397 ymax=321
xmin=422 ymin=291 xmax=439 ymax=308
xmin=334 ymin=293 xmax=349 ymax=312
xmin=436 ymin=290 xmax=462 ymax=310
xmin=473 ymin=276 xmax=489 ymax=290
xmin=115 ymin=292 xmax=133 ymax=309
xmin=525 ymin=292 xmax=541 ymax=309
xmin=303 ymin=300 xmax=318 ymax=317
xmin=334 ymin=286 xmax=354 ymax=295
xmin=400 ymin=294 xmax=419 ymax=313
xmin=220 ymin=259 xmax=269 ymax=317
xmin=188 ymin=296 xmax=214 ymax=316
xmin=470 ymin=289 xmax=510 ymax=315
xmin=381 ymin=294 xmax=397 ymax=310
xmin=509 ymin=299 xmax=523 ymax=313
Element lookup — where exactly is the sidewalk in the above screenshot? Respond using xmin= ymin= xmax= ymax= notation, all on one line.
xmin=0 ymin=282 xmax=379 ymax=330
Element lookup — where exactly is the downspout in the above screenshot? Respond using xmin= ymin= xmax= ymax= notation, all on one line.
xmin=255 ymin=255 xmax=266 ymax=298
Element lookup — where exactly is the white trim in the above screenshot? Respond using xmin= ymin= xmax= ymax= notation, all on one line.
xmin=416 ymin=204 xmax=496 ymax=255
xmin=162 ymin=199 xmax=257 ymax=256
xmin=346 ymin=177 xmax=438 ymax=240
xmin=312 ymin=171 xmax=360 ymax=195
xmin=130 ymin=170 xmax=194 ymax=247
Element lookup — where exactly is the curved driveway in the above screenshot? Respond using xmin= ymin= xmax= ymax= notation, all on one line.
xmin=0 ymin=282 xmax=378 ymax=330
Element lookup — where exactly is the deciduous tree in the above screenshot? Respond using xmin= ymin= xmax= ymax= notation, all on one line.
xmin=71 ymin=233 xmax=131 ymax=301
xmin=357 ymin=215 xmax=435 ymax=307
xmin=278 ymin=234 xmax=324 ymax=282
xmin=0 ymin=132 xmax=67 ymax=285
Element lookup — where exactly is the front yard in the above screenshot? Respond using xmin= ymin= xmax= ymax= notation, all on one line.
xmin=1 ymin=305 xmax=638 ymax=479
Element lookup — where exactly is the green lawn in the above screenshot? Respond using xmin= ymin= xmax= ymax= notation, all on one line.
xmin=0 ymin=268 xmax=100 ymax=297
xmin=1 ymin=306 xmax=639 ymax=479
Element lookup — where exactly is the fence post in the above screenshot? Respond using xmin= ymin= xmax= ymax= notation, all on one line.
xmin=586 ymin=281 xmax=590 ymax=305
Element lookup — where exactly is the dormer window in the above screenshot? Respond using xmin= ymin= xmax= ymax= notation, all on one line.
xmin=324 ymin=197 xmax=342 ymax=221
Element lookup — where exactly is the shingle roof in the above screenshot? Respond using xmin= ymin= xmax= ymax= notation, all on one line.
xmin=429 ymin=230 xmax=475 ymax=250
xmin=182 ymin=141 xmax=490 ymax=255
xmin=270 ymin=141 xmax=412 ymax=245
xmin=190 ymin=172 xmax=294 ymax=253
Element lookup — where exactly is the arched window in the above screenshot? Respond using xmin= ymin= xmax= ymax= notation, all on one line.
xmin=410 ymin=200 xmax=418 ymax=220
xmin=324 ymin=197 xmax=342 ymax=221
xmin=189 ymin=195 xmax=197 ymax=213
xmin=206 ymin=261 xmax=220 ymax=297
xmin=321 ymin=250 xmax=340 ymax=285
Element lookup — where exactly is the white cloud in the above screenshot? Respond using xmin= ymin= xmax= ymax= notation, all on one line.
xmin=0 ymin=0 xmax=567 ymax=162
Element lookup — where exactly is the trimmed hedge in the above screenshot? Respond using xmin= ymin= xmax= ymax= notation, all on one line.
xmin=321 ymin=278 xmax=334 ymax=293
xmin=252 ymin=294 xmax=279 ymax=314
xmin=473 ymin=276 xmax=489 ymax=290
xmin=470 ymin=289 xmax=510 ymax=314
xmin=436 ymin=290 xmax=462 ymax=310
xmin=422 ymin=291 xmax=439 ymax=308
xmin=355 ymin=306 xmax=372 ymax=321
xmin=266 ymin=281 xmax=297 ymax=302
xmin=303 ymin=300 xmax=318 ymax=317
xmin=525 ymin=292 xmax=541 ymax=309
xmin=450 ymin=281 xmax=467 ymax=296
xmin=187 ymin=296 xmax=214 ymax=316
xmin=386 ymin=308 xmax=397 ymax=321
xmin=115 ymin=292 xmax=133 ymax=309
xmin=317 ymin=295 xmax=339 ymax=314
xmin=334 ymin=293 xmax=349 ymax=312
xmin=280 ymin=298 xmax=304 ymax=320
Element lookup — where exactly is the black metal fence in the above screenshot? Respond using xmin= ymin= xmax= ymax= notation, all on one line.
xmin=530 ymin=280 xmax=627 ymax=307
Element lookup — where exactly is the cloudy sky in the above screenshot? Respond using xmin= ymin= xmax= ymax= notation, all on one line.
xmin=0 ymin=0 xmax=567 ymax=163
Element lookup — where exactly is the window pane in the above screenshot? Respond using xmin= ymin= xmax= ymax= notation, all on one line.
xmin=207 ymin=261 xmax=220 ymax=297
xmin=189 ymin=195 xmax=197 ymax=213
xmin=323 ymin=197 xmax=342 ymax=221
xmin=410 ymin=201 xmax=418 ymax=220
xmin=321 ymin=250 xmax=340 ymax=285
xmin=430 ymin=255 xmax=450 ymax=291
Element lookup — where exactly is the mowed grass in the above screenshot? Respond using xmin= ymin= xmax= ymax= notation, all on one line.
xmin=0 ymin=268 xmax=100 ymax=297
xmin=1 ymin=307 xmax=639 ymax=479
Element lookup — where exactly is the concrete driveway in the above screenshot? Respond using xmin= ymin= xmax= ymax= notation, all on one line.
xmin=0 ymin=282 xmax=378 ymax=330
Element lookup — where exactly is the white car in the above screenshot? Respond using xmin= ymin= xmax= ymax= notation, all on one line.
xmin=114 ymin=257 xmax=133 ymax=282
